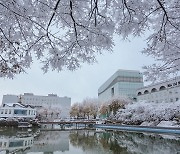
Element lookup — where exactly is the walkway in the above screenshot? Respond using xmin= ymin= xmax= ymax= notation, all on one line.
xmin=94 ymin=124 xmax=180 ymax=135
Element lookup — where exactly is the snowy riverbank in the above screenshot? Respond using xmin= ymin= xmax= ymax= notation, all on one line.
xmin=113 ymin=101 xmax=180 ymax=128
xmin=94 ymin=124 xmax=180 ymax=135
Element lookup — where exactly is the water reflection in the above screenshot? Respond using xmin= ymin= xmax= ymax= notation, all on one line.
xmin=0 ymin=128 xmax=39 ymax=153
xmin=113 ymin=131 xmax=180 ymax=154
xmin=26 ymin=131 xmax=69 ymax=153
xmin=0 ymin=128 xmax=179 ymax=154
xmin=69 ymin=130 xmax=128 ymax=154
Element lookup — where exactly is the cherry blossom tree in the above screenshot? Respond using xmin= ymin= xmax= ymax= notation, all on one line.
xmin=70 ymin=102 xmax=80 ymax=119
xmin=0 ymin=0 xmax=180 ymax=80
xmin=70 ymin=98 xmax=99 ymax=119
xmin=89 ymin=100 xmax=99 ymax=119
xmin=37 ymin=106 xmax=61 ymax=121
xmin=99 ymin=103 xmax=109 ymax=117
xmin=109 ymin=99 xmax=126 ymax=115
xmin=99 ymin=97 xmax=131 ymax=118
xmin=82 ymin=98 xmax=99 ymax=119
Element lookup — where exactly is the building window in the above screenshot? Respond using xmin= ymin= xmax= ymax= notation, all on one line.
xmin=9 ymin=141 xmax=23 ymax=147
xmin=5 ymin=110 xmax=8 ymax=114
xmin=4 ymin=142 xmax=6 ymax=147
xmin=144 ymin=90 xmax=149 ymax=94
xmin=111 ymin=87 xmax=114 ymax=97
xmin=176 ymin=98 xmax=179 ymax=101
xmin=170 ymin=98 xmax=173 ymax=102
xmin=151 ymin=88 xmax=157 ymax=93
xmin=159 ymin=86 xmax=166 ymax=91
xmin=173 ymin=82 xmax=177 ymax=86
xmin=1 ymin=110 xmax=3 ymax=114
xmin=137 ymin=92 xmax=142 ymax=96
xmin=168 ymin=84 xmax=172 ymax=87
xmin=9 ymin=110 xmax=11 ymax=114
xmin=14 ymin=109 xmax=27 ymax=115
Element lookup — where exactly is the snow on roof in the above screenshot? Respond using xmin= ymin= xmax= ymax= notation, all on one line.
xmin=2 ymin=103 xmax=35 ymax=108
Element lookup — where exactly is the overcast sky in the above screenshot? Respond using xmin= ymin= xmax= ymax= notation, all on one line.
xmin=0 ymin=35 xmax=155 ymax=104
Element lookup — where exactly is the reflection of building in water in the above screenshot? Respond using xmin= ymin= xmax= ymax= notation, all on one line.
xmin=0 ymin=135 xmax=34 ymax=153
xmin=0 ymin=130 xmax=69 ymax=153
xmin=26 ymin=131 xmax=69 ymax=153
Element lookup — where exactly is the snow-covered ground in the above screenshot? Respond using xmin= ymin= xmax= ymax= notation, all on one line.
xmin=157 ymin=121 xmax=180 ymax=128
xmin=114 ymin=100 xmax=180 ymax=127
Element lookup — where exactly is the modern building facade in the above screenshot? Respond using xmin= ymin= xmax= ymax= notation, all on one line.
xmin=2 ymin=93 xmax=71 ymax=119
xmin=137 ymin=76 xmax=180 ymax=103
xmin=98 ymin=69 xmax=144 ymax=102
xmin=0 ymin=103 xmax=36 ymax=119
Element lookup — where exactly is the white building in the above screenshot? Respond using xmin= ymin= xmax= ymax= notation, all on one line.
xmin=2 ymin=93 xmax=71 ymax=119
xmin=98 ymin=69 xmax=144 ymax=102
xmin=0 ymin=103 xmax=36 ymax=119
xmin=137 ymin=76 xmax=180 ymax=103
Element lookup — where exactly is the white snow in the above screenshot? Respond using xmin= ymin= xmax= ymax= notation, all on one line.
xmin=1 ymin=1 xmax=180 ymax=79
xmin=115 ymin=100 xmax=180 ymax=127
xmin=157 ymin=121 xmax=180 ymax=128
xmin=140 ymin=121 xmax=157 ymax=127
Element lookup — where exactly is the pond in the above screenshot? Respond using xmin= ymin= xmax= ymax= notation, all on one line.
xmin=0 ymin=128 xmax=179 ymax=154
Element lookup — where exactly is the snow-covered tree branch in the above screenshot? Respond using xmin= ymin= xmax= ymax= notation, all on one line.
xmin=70 ymin=98 xmax=99 ymax=119
xmin=0 ymin=0 xmax=180 ymax=80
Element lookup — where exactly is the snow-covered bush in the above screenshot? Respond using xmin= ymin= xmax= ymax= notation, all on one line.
xmin=115 ymin=101 xmax=180 ymax=126
xmin=157 ymin=121 xmax=180 ymax=128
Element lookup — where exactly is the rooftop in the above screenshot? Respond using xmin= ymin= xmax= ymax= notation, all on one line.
xmin=137 ymin=76 xmax=180 ymax=90
xmin=98 ymin=69 xmax=143 ymax=94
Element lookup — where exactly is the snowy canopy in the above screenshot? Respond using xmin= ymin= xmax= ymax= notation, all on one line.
xmin=0 ymin=0 xmax=180 ymax=79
